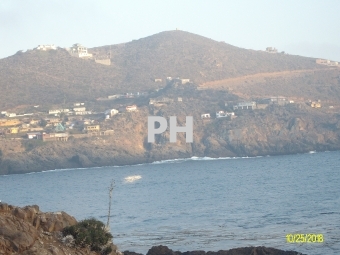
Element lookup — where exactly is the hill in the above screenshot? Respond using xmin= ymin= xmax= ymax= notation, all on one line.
xmin=0 ymin=30 xmax=330 ymax=108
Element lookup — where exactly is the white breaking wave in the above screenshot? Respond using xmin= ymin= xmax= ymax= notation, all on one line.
xmin=124 ymin=175 xmax=142 ymax=183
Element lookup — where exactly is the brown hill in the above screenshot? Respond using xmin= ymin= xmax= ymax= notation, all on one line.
xmin=0 ymin=30 xmax=328 ymax=108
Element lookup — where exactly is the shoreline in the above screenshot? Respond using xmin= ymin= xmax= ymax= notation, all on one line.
xmin=1 ymin=149 xmax=338 ymax=176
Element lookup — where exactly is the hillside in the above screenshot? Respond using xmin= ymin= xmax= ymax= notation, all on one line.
xmin=0 ymin=30 xmax=330 ymax=108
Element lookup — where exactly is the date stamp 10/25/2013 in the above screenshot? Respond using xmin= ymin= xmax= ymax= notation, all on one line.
xmin=286 ymin=234 xmax=324 ymax=243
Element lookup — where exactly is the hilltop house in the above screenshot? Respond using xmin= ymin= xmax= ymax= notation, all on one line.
xmin=68 ymin=43 xmax=92 ymax=58
xmin=36 ymin=44 xmax=57 ymax=51
xmin=266 ymin=47 xmax=278 ymax=53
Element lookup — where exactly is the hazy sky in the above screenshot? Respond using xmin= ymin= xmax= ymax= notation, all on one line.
xmin=1 ymin=0 xmax=340 ymax=60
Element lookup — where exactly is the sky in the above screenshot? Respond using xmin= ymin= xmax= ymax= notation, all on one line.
xmin=1 ymin=0 xmax=340 ymax=60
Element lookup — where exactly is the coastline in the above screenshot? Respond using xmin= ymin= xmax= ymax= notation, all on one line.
xmin=1 ymin=149 xmax=338 ymax=176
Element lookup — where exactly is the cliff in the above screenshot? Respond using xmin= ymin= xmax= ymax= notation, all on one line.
xmin=1 ymin=97 xmax=340 ymax=175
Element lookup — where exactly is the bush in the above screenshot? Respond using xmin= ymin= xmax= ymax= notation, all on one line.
xmin=62 ymin=218 xmax=113 ymax=252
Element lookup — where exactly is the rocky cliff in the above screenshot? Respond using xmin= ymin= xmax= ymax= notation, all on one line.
xmin=1 ymin=99 xmax=340 ymax=175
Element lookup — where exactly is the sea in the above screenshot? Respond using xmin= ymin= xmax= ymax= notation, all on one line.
xmin=1 ymin=151 xmax=339 ymax=255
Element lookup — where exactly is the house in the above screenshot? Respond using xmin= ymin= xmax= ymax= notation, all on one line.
xmin=49 ymin=109 xmax=61 ymax=115
xmin=36 ymin=44 xmax=57 ymax=51
xmin=180 ymin=79 xmax=190 ymax=84
xmin=201 ymin=113 xmax=211 ymax=119
xmin=85 ymin=125 xmax=100 ymax=132
xmin=6 ymin=113 xmax=17 ymax=117
xmin=73 ymin=107 xmax=86 ymax=112
xmin=149 ymin=98 xmax=173 ymax=105
xmin=7 ymin=127 xmax=19 ymax=134
xmin=75 ymin=111 xmax=92 ymax=115
xmin=154 ymin=78 xmax=162 ymax=82
xmin=178 ymin=97 xmax=183 ymax=102
xmin=0 ymin=119 xmax=21 ymax=127
xmin=311 ymin=102 xmax=321 ymax=108
xmin=105 ymin=109 xmax=119 ymax=117
xmin=126 ymin=105 xmax=137 ymax=112
xmin=38 ymin=133 xmax=68 ymax=141
xmin=316 ymin=59 xmax=338 ymax=66
xmin=27 ymin=132 xmax=41 ymax=139
xmin=266 ymin=47 xmax=278 ymax=53
xmin=233 ymin=102 xmax=256 ymax=110
xmin=68 ymin=43 xmax=92 ymax=58
xmin=216 ymin=111 xmax=235 ymax=118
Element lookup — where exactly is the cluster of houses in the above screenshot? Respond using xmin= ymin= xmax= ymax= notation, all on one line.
xmin=35 ymin=43 xmax=110 ymax=65
xmin=201 ymin=97 xmax=297 ymax=120
xmin=0 ymin=99 xmax=141 ymax=140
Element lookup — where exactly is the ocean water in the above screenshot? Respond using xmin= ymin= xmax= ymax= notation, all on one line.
xmin=1 ymin=151 xmax=339 ymax=255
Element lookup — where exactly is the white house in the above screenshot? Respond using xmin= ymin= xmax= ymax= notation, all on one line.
xmin=73 ymin=107 xmax=86 ymax=112
xmin=126 ymin=105 xmax=137 ymax=112
xmin=105 ymin=109 xmax=119 ymax=117
xmin=36 ymin=44 xmax=57 ymax=51
xmin=216 ymin=111 xmax=235 ymax=118
xmin=201 ymin=113 xmax=211 ymax=119
xmin=68 ymin=43 xmax=92 ymax=58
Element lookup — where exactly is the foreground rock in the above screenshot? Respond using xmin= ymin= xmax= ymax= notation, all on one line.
xmin=0 ymin=203 xmax=118 ymax=255
xmin=125 ymin=245 xmax=306 ymax=255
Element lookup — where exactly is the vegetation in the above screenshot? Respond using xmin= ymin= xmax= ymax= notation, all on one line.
xmin=22 ymin=140 xmax=44 ymax=152
xmin=0 ymin=30 xmax=328 ymax=108
xmin=62 ymin=218 xmax=113 ymax=252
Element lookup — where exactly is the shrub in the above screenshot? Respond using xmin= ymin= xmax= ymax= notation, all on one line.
xmin=62 ymin=218 xmax=112 ymax=252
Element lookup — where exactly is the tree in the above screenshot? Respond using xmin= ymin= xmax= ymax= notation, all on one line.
xmin=39 ymin=118 xmax=47 ymax=127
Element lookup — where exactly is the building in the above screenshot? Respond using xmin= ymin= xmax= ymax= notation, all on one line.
xmin=201 ymin=113 xmax=211 ymax=119
xmin=7 ymin=127 xmax=19 ymax=134
xmin=266 ymin=47 xmax=278 ymax=53
xmin=68 ymin=43 xmax=92 ymax=58
xmin=0 ymin=119 xmax=21 ymax=127
xmin=27 ymin=132 xmax=41 ymax=139
xmin=154 ymin=78 xmax=162 ymax=82
xmin=126 ymin=105 xmax=137 ymax=112
xmin=49 ymin=109 xmax=61 ymax=115
xmin=180 ymin=79 xmax=190 ymax=84
xmin=85 ymin=125 xmax=100 ymax=132
xmin=105 ymin=109 xmax=119 ymax=117
xmin=311 ymin=102 xmax=321 ymax=108
xmin=36 ymin=44 xmax=57 ymax=51
xmin=216 ymin=111 xmax=235 ymax=118
xmin=73 ymin=107 xmax=86 ymax=112
xmin=149 ymin=98 xmax=173 ymax=105
xmin=38 ymin=133 xmax=68 ymax=141
xmin=233 ymin=102 xmax=256 ymax=110
xmin=6 ymin=113 xmax=17 ymax=117
xmin=316 ymin=59 xmax=338 ymax=66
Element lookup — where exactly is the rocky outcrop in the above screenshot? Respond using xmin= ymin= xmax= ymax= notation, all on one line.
xmin=0 ymin=203 xmax=99 ymax=255
xmin=124 ymin=245 xmax=306 ymax=255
